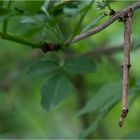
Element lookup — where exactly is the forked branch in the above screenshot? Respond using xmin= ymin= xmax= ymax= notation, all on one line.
xmin=71 ymin=1 xmax=140 ymax=44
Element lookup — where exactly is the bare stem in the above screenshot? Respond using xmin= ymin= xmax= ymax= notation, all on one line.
xmin=119 ymin=10 xmax=132 ymax=127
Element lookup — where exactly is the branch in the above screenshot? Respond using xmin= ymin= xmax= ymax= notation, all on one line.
xmin=0 ymin=1 xmax=140 ymax=50
xmin=0 ymin=1 xmax=140 ymax=51
xmin=0 ymin=32 xmax=40 ymax=48
xmin=119 ymin=11 xmax=132 ymax=127
xmin=71 ymin=1 xmax=140 ymax=44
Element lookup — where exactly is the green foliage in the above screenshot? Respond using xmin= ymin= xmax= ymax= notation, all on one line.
xmin=41 ymin=74 xmax=73 ymax=111
xmin=82 ymin=13 xmax=106 ymax=33
xmin=25 ymin=1 xmax=44 ymax=14
xmin=64 ymin=56 xmax=96 ymax=74
xmin=78 ymin=80 xmax=140 ymax=138
xmin=78 ymin=82 xmax=122 ymax=138
xmin=27 ymin=56 xmax=96 ymax=110
xmin=0 ymin=0 xmax=140 ymax=139
xmin=63 ymin=1 xmax=94 ymax=17
xmin=96 ymin=1 xmax=108 ymax=10
xmin=78 ymin=83 xmax=121 ymax=115
xmin=27 ymin=59 xmax=59 ymax=77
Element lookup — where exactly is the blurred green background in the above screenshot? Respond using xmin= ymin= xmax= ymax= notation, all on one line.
xmin=0 ymin=0 xmax=140 ymax=139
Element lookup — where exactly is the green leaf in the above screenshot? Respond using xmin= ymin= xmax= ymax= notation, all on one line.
xmin=25 ymin=1 xmax=44 ymax=14
xmin=79 ymin=79 xmax=140 ymax=138
xmin=21 ymin=24 xmax=44 ymax=38
xmin=20 ymin=16 xmax=37 ymax=25
xmin=27 ymin=59 xmax=59 ymax=77
xmin=41 ymin=74 xmax=73 ymax=110
xmin=96 ymin=1 xmax=108 ymax=9
xmin=81 ymin=13 xmax=106 ymax=33
xmin=64 ymin=56 xmax=96 ymax=74
xmin=48 ymin=14 xmax=65 ymax=26
xmin=63 ymin=1 xmax=94 ymax=17
xmin=78 ymin=82 xmax=122 ymax=138
xmin=63 ymin=7 xmax=78 ymax=17
xmin=46 ymin=0 xmax=64 ymax=16
xmin=78 ymin=82 xmax=121 ymax=116
xmin=35 ymin=24 xmax=61 ymax=43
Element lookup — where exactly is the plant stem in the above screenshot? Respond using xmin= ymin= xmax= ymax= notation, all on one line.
xmin=42 ymin=8 xmax=64 ymax=44
xmin=2 ymin=0 xmax=12 ymax=33
xmin=0 ymin=32 xmax=40 ymax=48
xmin=55 ymin=24 xmax=64 ymax=44
xmin=2 ymin=20 xmax=8 ymax=33
xmin=68 ymin=0 xmax=94 ymax=44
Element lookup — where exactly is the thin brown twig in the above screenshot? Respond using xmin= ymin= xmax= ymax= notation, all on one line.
xmin=119 ymin=10 xmax=133 ymax=127
xmin=71 ymin=1 xmax=140 ymax=44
